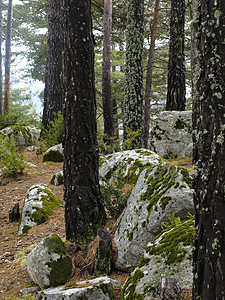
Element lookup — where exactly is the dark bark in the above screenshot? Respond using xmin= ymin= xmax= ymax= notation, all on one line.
xmin=41 ymin=0 xmax=63 ymax=134
xmin=123 ymin=0 xmax=144 ymax=148
xmin=95 ymin=228 xmax=112 ymax=275
xmin=166 ymin=0 xmax=186 ymax=111
xmin=63 ymin=0 xmax=106 ymax=244
xmin=0 ymin=0 xmax=2 ymax=116
xmin=3 ymin=0 xmax=13 ymax=114
xmin=192 ymin=0 xmax=225 ymax=299
xmin=160 ymin=278 xmax=183 ymax=300
xmin=9 ymin=203 xmax=20 ymax=222
xmin=102 ymin=0 xmax=114 ymax=144
xmin=143 ymin=0 xmax=160 ymax=148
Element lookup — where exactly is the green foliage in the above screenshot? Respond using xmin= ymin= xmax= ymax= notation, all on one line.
xmin=0 ymin=135 xmax=27 ymax=177
xmin=3 ymin=296 xmax=35 ymax=300
xmin=40 ymin=111 xmax=64 ymax=148
xmin=122 ymin=128 xmax=142 ymax=150
xmin=101 ymin=179 xmax=131 ymax=219
xmin=0 ymin=88 xmax=40 ymax=131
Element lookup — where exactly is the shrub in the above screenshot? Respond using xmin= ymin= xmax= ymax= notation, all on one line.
xmin=3 ymin=296 xmax=35 ymax=300
xmin=40 ymin=111 xmax=64 ymax=148
xmin=0 ymin=135 xmax=27 ymax=177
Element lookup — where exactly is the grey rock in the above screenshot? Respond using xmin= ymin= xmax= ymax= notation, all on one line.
xmin=18 ymin=184 xmax=62 ymax=235
xmin=20 ymin=286 xmax=40 ymax=296
xmin=122 ymin=219 xmax=194 ymax=299
xmin=43 ymin=144 xmax=63 ymax=162
xmin=50 ymin=171 xmax=63 ymax=186
xmin=0 ymin=125 xmax=36 ymax=149
xmin=27 ymin=234 xmax=73 ymax=289
xmin=114 ymin=161 xmax=193 ymax=272
xmin=149 ymin=111 xmax=192 ymax=158
xmin=38 ymin=277 xmax=116 ymax=300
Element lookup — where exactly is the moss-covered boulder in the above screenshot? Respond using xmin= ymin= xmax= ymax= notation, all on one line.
xmin=121 ymin=218 xmax=194 ymax=299
xmin=0 ymin=125 xmax=36 ymax=149
xmin=50 ymin=170 xmax=63 ymax=186
xmin=18 ymin=184 xmax=62 ymax=235
xmin=27 ymin=234 xmax=73 ymax=289
xmin=114 ymin=161 xmax=193 ymax=272
xmin=43 ymin=143 xmax=63 ymax=162
xmin=149 ymin=111 xmax=192 ymax=158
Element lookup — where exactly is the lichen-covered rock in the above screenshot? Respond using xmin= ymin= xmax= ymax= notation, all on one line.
xmin=121 ymin=218 xmax=194 ymax=299
xmin=50 ymin=171 xmax=63 ymax=186
xmin=100 ymin=149 xmax=162 ymax=184
xmin=0 ymin=125 xmax=36 ymax=149
xmin=114 ymin=161 xmax=194 ymax=272
xmin=149 ymin=111 xmax=192 ymax=158
xmin=43 ymin=144 xmax=63 ymax=162
xmin=39 ymin=277 xmax=117 ymax=300
xmin=18 ymin=184 xmax=62 ymax=235
xmin=27 ymin=234 xmax=73 ymax=289
xmin=100 ymin=149 xmax=163 ymax=221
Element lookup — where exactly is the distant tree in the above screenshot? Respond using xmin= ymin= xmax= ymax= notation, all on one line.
xmin=143 ymin=0 xmax=160 ymax=148
xmin=123 ymin=0 xmax=144 ymax=148
xmin=102 ymin=0 xmax=114 ymax=145
xmin=63 ymin=0 xmax=106 ymax=243
xmin=192 ymin=0 xmax=225 ymax=298
xmin=166 ymin=0 xmax=185 ymax=111
xmin=3 ymin=0 xmax=13 ymax=113
xmin=41 ymin=0 xmax=63 ymax=134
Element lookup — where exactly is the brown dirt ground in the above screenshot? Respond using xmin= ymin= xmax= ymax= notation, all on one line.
xmin=0 ymin=148 xmax=128 ymax=299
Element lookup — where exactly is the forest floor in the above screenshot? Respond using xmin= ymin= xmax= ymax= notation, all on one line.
xmin=0 ymin=147 xmax=128 ymax=299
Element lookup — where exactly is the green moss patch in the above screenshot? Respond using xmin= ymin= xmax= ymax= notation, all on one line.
xmin=43 ymin=149 xmax=63 ymax=162
xmin=121 ymin=269 xmax=144 ymax=300
xmin=146 ymin=218 xmax=195 ymax=264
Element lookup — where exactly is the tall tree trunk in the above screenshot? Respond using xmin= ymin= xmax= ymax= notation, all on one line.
xmin=143 ymin=0 xmax=160 ymax=148
xmin=166 ymin=0 xmax=186 ymax=111
xmin=41 ymin=0 xmax=63 ymax=134
xmin=102 ymin=0 xmax=114 ymax=145
xmin=63 ymin=0 xmax=106 ymax=244
xmin=0 ymin=0 xmax=2 ymax=116
xmin=3 ymin=0 xmax=13 ymax=114
xmin=192 ymin=0 xmax=225 ymax=299
xmin=123 ymin=0 xmax=144 ymax=149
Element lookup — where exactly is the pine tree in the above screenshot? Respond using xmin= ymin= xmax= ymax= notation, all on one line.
xmin=192 ymin=0 xmax=225 ymax=298
xmin=123 ymin=0 xmax=144 ymax=149
xmin=3 ymin=0 xmax=13 ymax=113
xmin=63 ymin=0 xmax=106 ymax=243
xmin=41 ymin=0 xmax=63 ymax=134
xmin=166 ymin=0 xmax=186 ymax=111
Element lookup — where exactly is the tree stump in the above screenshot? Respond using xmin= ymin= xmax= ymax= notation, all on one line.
xmin=160 ymin=277 xmax=184 ymax=300
xmin=95 ymin=228 xmax=112 ymax=276
xmin=9 ymin=203 xmax=20 ymax=222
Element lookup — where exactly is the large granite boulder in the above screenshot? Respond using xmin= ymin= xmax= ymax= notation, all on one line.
xmin=27 ymin=234 xmax=73 ymax=289
xmin=0 ymin=125 xmax=36 ymax=149
xmin=121 ymin=218 xmax=194 ymax=299
xmin=18 ymin=184 xmax=62 ymax=235
xmin=114 ymin=161 xmax=193 ymax=272
xmin=39 ymin=277 xmax=117 ymax=300
xmin=149 ymin=111 xmax=192 ymax=158
xmin=43 ymin=144 xmax=63 ymax=162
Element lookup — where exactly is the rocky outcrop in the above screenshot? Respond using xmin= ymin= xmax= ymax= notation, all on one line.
xmin=114 ymin=160 xmax=193 ymax=272
xmin=39 ymin=277 xmax=117 ymax=300
xmin=121 ymin=218 xmax=194 ymax=299
xmin=43 ymin=144 xmax=63 ymax=162
xmin=0 ymin=125 xmax=36 ymax=149
xmin=149 ymin=111 xmax=192 ymax=158
xmin=27 ymin=234 xmax=73 ymax=289
xmin=50 ymin=171 xmax=63 ymax=186
xmin=18 ymin=184 xmax=62 ymax=235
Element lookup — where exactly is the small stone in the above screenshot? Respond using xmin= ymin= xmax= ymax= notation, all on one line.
xmin=9 ymin=203 xmax=20 ymax=222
